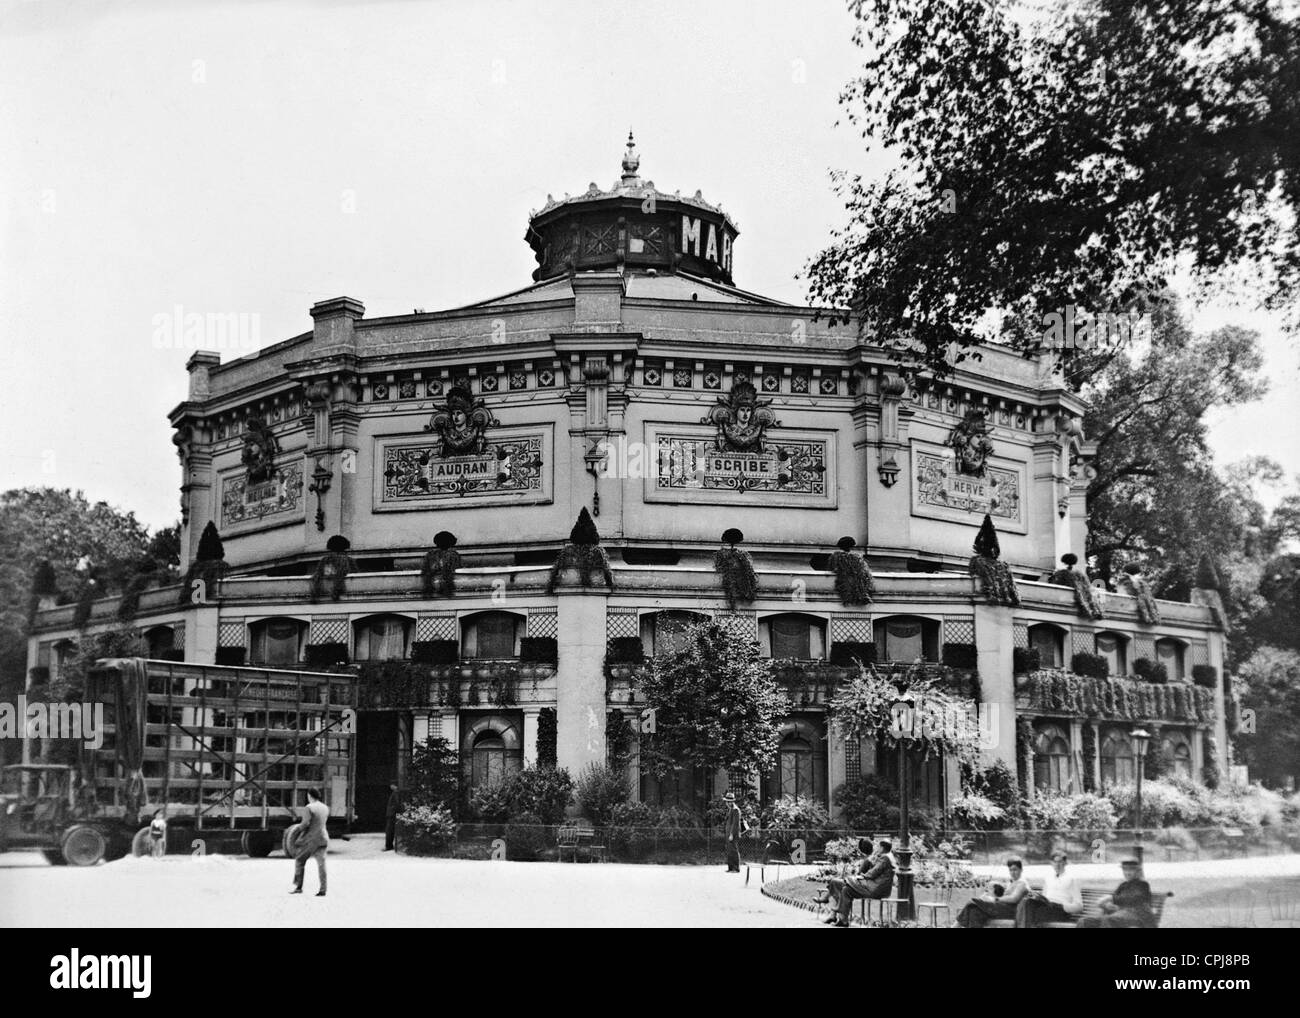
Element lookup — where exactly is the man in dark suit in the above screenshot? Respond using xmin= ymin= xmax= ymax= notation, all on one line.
xmin=1078 ymin=858 xmax=1156 ymax=928
xmin=290 ymin=788 xmax=330 ymax=897
xmin=722 ymin=791 xmax=744 ymax=873
xmin=384 ymin=783 xmax=401 ymax=851
xmin=824 ymin=839 xmax=895 ymax=927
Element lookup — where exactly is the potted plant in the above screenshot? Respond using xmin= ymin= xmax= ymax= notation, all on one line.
xmin=547 ymin=508 xmax=613 ymax=593
xmin=421 ymin=530 xmax=461 ymax=597
xmin=828 ymin=536 xmax=875 ymax=606
xmin=714 ymin=528 xmax=757 ymax=609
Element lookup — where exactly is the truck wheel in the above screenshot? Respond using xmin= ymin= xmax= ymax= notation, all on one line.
xmin=283 ymin=824 xmax=305 ymax=857
xmin=245 ymin=830 xmax=275 ymax=858
xmin=42 ymin=850 xmax=67 ymax=866
xmin=131 ymin=827 xmax=153 ymax=858
xmin=61 ymin=825 xmax=107 ymax=866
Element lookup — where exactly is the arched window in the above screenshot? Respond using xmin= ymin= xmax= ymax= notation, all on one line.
xmin=52 ymin=639 xmax=77 ymax=681
xmin=641 ymin=610 xmax=708 ymax=657
xmin=1100 ymin=730 xmax=1136 ymax=788
xmin=1095 ymin=631 xmax=1129 ymax=677
xmin=1028 ymin=623 xmax=1067 ymax=669
xmin=760 ymin=613 xmax=827 ymax=660
xmin=874 ymin=616 xmax=939 ymax=663
xmin=461 ymin=612 xmax=522 ymax=659
xmin=764 ymin=717 xmax=827 ymax=806
xmin=353 ymin=615 xmax=412 ymax=661
xmin=461 ymin=715 xmax=523 ymax=790
xmin=1033 ymin=723 xmax=1072 ymax=793
xmin=145 ymin=626 xmax=176 ymax=659
xmin=779 ymin=737 xmax=815 ymax=800
xmin=1162 ymin=733 xmax=1193 ymax=779
xmin=249 ymin=619 xmax=306 ymax=666
xmin=1155 ymin=639 xmax=1186 ymax=682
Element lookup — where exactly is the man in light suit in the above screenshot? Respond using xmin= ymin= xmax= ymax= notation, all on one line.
xmin=290 ymin=788 xmax=330 ymax=897
xmin=722 ymin=791 xmax=745 ymax=873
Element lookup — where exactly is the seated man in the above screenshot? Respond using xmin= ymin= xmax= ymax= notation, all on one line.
xmin=955 ymin=857 xmax=1030 ymax=927
xmin=1078 ymin=858 xmax=1156 ymax=928
xmin=1017 ymin=850 xmax=1083 ymax=928
xmin=823 ymin=839 xmax=895 ymax=927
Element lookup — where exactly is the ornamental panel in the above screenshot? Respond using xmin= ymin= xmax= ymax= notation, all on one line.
xmin=831 ymin=616 xmax=872 ymax=644
xmin=910 ymin=439 xmax=1026 ymax=533
xmin=220 ymin=460 xmax=305 ymax=530
xmin=374 ymin=424 xmax=553 ymax=510
xmin=217 ymin=622 xmax=246 ymax=648
xmin=310 ymin=619 xmax=349 ymax=645
xmin=415 ymin=615 xmax=457 ymax=642
xmin=527 ymin=609 xmax=558 ymax=638
xmin=605 ymin=608 xmax=639 ymax=640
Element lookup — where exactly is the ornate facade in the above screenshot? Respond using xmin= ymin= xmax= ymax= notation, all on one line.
xmin=29 ymin=137 xmax=1228 ymax=827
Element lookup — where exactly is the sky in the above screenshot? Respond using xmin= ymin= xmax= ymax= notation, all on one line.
xmin=1 ymin=0 xmax=1296 ymax=532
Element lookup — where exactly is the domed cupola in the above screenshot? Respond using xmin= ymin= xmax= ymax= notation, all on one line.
xmin=525 ymin=132 xmax=739 ymax=285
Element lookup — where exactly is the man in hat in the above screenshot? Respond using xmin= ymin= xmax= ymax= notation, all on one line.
xmin=1078 ymin=858 xmax=1156 ymax=928
xmin=384 ymin=783 xmax=401 ymax=852
xmin=722 ymin=791 xmax=746 ymax=873
xmin=1017 ymin=850 xmax=1083 ymax=927
xmin=290 ymin=788 xmax=330 ymax=897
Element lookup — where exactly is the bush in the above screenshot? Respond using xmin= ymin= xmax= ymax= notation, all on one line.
xmin=504 ymin=812 xmax=552 ymax=861
xmin=1155 ymin=825 xmax=1198 ymax=852
xmin=406 ymin=737 xmax=460 ymax=815
xmin=833 ymin=775 xmax=899 ymax=831
xmin=941 ymin=642 xmax=978 ymax=669
xmin=829 ymin=641 xmax=877 ymax=666
xmin=1105 ymin=779 xmax=1200 ymax=827
xmin=965 ymin=761 xmax=1022 ymax=826
xmin=605 ymin=636 xmax=645 ymax=665
xmin=1023 ymin=790 xmax=1077 ymax=831
xmin=574 ymin=764 xmax=631 ymax=825
xmin=1133 ymin=657 xmax=1154 ymax=679
xmin=1013 ymin=647 xmax=1041 ymax=674
xmin=1067 ymin=792 xmax=1119 ymax=833
xmin=411 ymin=640 xmax=458 ymax=664
xmin=520 ymin=637 xmax=558 ymax=664
xmin=1071 ymin=652 xmax=1109 ymax=679
xmin=215 ymin=647 xmax=245 ymax=666
xmin=395 ymin=805 xmax=457 ymax=856
xmin=304 ymin=643 xmax=349 ymax=667
xmin=1192 ymin=664 xmax=1218 ymax=688
xmin=761 ymin=795 xmax=834 ymax=841
xmin=949 ymin=791 xmax=1007 ymax=830
xmin=469 ymin=766 xmax=574 ymax=825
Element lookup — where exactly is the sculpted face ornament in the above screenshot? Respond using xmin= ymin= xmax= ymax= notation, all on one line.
xmin=241 ymin=416 xmax=279 ymax=484
xmin=425 ymin=385 xmax=497 ymax=457
xmin=948 ymin=409 xmax=995 ymax=477
xmin=703 ymin=379 xmax=779 ymax=453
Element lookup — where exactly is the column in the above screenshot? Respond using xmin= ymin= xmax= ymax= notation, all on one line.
xmin=1090 ymin=721 xmax=1102 ymax=791
xmin=555 ymin=588 xmax=609 ymax=773
xmin=974 ymin=604 xmax=1017 ymax=773
xmin=1208 ymin=629 xmax=1228 ymax=786
xmin=191 ymin=604 xmax=219 ymax=663
xmin=522 ymin=706 xmax=541 ymax=767
xmin=826 ymin=724 xmax=847 ymax=820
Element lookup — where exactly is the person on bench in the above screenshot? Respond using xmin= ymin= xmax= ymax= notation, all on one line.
xmin=955 ymin=857 xmax=1030 ymax=927
xmin=822 ymin=839 xmax=895 ymax=927
xmin=1017 ymin=850 xmax=1083 ymax=928
xmin=1078 ymin=858 xmax=1156 ymax=928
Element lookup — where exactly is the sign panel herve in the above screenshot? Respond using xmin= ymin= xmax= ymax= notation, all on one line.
xmin=910 ymin=440 xmax=1026 ymax=532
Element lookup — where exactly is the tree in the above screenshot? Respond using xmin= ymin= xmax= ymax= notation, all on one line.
xmin=1234 ymin=647 xmax=1300 ymax=788
xmin=639 ymin=614 xmax=788 ymax=806
xmin=806 ymin=0 xmax=1299 ymax=375
xmin=0 ymin=489 xmax=167 ymax=707
xmin=405 ymin=737 xmax=462 ymax=816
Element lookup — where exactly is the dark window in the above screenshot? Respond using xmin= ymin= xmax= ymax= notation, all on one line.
xmin=1162 ymin=735 xmax=1193 ymax=779
xmin=874 ymin=616 xmax=939 ymax=663
xmin=1096 ymin=632 xmax=1128 ymax=676
xmin=778 ymin=737 xmax=815 ymax=800
xmin=1155 ymin=639 xmax=1186 ymax=681
xmin=1028 ymin=624 xmax=1065 ymax=668
xmin=765 ymin=614 xmax=825 ymax=659
xmin=1100 ymin=731 xmax=1135 ymax=788
xmin=354 ymin=615 xmax=411 ymax=661
xmin=145 ymin=627 xmax=175 ymax=659
xmin=250 ymin=620 xmax=304 ymax=666
xmin=467 ymin=612 xmax=519 ymax=659
xmin=1034 ymin=725 xmax=1072 ymax=792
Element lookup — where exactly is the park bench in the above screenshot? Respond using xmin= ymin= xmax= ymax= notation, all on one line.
xmin=557 ymin=823 xmax=607 ymax=863
xmin=984 ymin=883 xmax=1172 ymax=928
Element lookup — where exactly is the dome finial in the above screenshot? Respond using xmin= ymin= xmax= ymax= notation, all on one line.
xmin=621 ymin=129 xmax=641 ymax=185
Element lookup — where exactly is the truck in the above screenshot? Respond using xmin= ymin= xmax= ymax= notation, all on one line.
xmin=0 ymin=658 xmax=356 ymax=866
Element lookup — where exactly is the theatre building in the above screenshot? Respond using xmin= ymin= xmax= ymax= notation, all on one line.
xmin=28 ymin=137 xmax=1230 ymax=828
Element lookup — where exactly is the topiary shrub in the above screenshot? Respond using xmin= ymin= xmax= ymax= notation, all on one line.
xmin=421 ymin=531 xmax=461 ymax=597
xmin=605 ymin=636 xmax=646 ymax=666
xmin=941 ymin=642 xmax=977 ymax=669
xmin=828 ymin=536 xmax=875 ymax=606
xmin=410 ymin=640 xmax=458 ymax=665
xmin=215 ymin=647 xmax=246 ymax=666
xmin=968 ymin=515 xmax=1020 ymax=606
xmin=714 ymin=529 xmax=757 ymax=609
xmin=832 ymin=775 xmax=900 ymax=831
xmin=1049 ymin=552 xmax=1105 ymax=619
xmin=1013 ymin=647 xmax=1041 ymax=674
xmin=1133 ymin=657 xmax=1154 ymax=679
xmin=547 ymin=508 xmax=612 ymax=594
xmin=1071 ymin=652 xmax=1110 ymax=679
xmin=311 ymin=535 xmax=355 ymax=602
xmin=519 ymin=637 xmax=557 ymax=664
xmin=1117 ymin=563 xmax=1162 ymax=625
xmin=829 ymin=641 xmax=877 ymax=666
xmin=1192 ymin=664 xmax=1218 ymax=688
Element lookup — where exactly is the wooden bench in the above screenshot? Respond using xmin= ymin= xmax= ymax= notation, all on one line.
xmin=557 ymin=824 xmax=607 ymax=863
xmin=985 ymin=884 xmax=1172 ymax=928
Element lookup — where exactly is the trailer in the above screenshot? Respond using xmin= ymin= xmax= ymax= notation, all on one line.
xmin=0 ymin=659 xmax=356 ymax=865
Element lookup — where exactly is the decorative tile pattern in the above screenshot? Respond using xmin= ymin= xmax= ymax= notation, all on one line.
xmin=791 ymin=374 xmax=810 ymax=394
xmin=220 ymin=463 xmax=304 ymax=528
xmin=537 ymin=369 xmax=556 ymax=387
xmin=527 ymin=609 xmax=558 ymax=638
xmin=819 ymin=376 xmax=838 ymax=395
xmin=831 ymin=616 xmax=873 ymax=644
xmin=398 ymin=380 xmax=417 ymax=399
xmin=382 ymin=434 xmax=545 ymax=502
xmin=372 ymin=383 xmax=389 ymax=401
xmin=762 ymin=373 xmax=780 ymax=392
xmin=1073 ymin=629 xmax=1094 ymax=658
xmin=703 ymin=370 xmax=721 ymax=390
xmin=173 ymin=621 xmax=186 ymax=651
xmin=672 ymin=367 xmax=692 ymax=388
xmin=605 ymin=608 xmax=640 ymax=640
xmin=509 ymin=371 xmax=527 ymax=390
xmin=416 ymin=615 xmax=457 ymax=642
xmin=1014 ymin=623 xmax=1029 ymax=649
xmin=426 ymin=380 xmax=443 ymax=397
xmin=217 ymin=622 xmax=246 ymax=649
xmin=642 ymin=366 xmax=661 ymax=386
xmin=1134 ymin=634 xmax=1156 ymax=663
xmin=845 ymin=739 xmax=861 ymax=781
xmin=481 ymin=374 xmax=499 ymax=392
xmin=717 ymin=610 xmax=758 ymax=634
xmin=944 ymin=619 xmax=976 ymax=646
xmin=310 ymin=618 xmax=349 ymax=645
xmin=1190 ymin=641 xmax=1210 ymax=667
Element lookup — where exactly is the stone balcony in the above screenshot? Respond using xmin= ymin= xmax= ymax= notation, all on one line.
xmin=348 ymin=658 xmax=557 ymax=710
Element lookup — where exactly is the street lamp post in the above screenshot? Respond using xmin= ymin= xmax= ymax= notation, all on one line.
xmin=1130 ymin=726 xmax=1152 ymax=863
xmin=891 ymin=694 xmax=917 ymax=921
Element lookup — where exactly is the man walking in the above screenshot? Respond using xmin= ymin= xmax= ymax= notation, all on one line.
xmin=722 ymin=791 xmax=745 ymax=873
xmin=291 ymin=788 xmax=330 ymax=897
xmin=384 ymin=783 xmax=401 ymax=852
